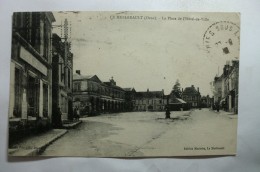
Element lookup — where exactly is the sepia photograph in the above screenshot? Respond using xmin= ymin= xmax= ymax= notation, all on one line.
xmin=8 ymin=11 xmax=240 ymax=157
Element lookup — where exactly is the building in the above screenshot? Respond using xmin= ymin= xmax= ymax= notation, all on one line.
xmin=200 ymin=95 xmax=211 ymax=108
xmin=167 ymin=92 xmax=187 ymax=111
xmin=182 ymin=85 xmax=201 ymax=108
xmin=212 ymin=75 xmax=223 ymax=105
xmin=123 ymin=88 xmax=136 ymax=112
xmin=73 ymin=71 xmax=126 ymax=115
xmin=52 ymin=33 xmax=73 ymax=122
xmin=9 ymin=12 xmax=55 ymax=141
xmin=225 ymin=61 xmax=239 ymax=114
xmin=212 ymin=61 xmax=239 ymax=114
xmin=135 ymin=89 xmax=165 ymax=111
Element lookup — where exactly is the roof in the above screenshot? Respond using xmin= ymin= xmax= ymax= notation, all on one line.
xmin=73 ymin=73 xmax=102 ymax=83
xmin=123 ymin=88 xmax=135 ymax=92
xmin=168 ymin=93 xmax=186 ymax=104
xmin=182 ymin=86 xmax=200 ymax=96
xmin=135 ymin=91 xmax=164 ymax=99
xmin=177 ymin=98 xmax=186 ymax=104
xmin=46 ymin=12 xmax=56 ymax=22
xmin=103 ymin=82 xmax=125 ymax=91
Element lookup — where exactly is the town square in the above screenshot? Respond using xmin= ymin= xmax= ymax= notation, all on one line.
xmin=8 ymin=11 xmax=239 ymax=157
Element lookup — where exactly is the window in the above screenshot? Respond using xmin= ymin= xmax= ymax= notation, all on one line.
xmin=43 ymin=83 xmax=48 ymax=117
xmin=14 ymin=68 xmax=22 ymax=117
xmin=27 ymin=75 xmax=40 ymax=117
xmin=43 ymin=16 xmax=50 ymax=60
xmin=74 ymin=82 xmax=81 ymax=91
xmin=68 ymin=69 xmax=71 ymax=88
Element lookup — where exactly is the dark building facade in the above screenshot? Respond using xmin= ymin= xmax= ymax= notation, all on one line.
xmin=212 ymin=61 xmax=239 ymax=114
xmin=9 ymin=12 xmax=55 ymax=141
xmin=182 ymin=85 xmax=201 ymax=108
xmin=52 ymin=33 xmax=73 ymax=122
xmin=123 ymin=88 xmax=136 ymax=112
xmin=73 ymin=71 xmax=126 ymax=115
xmin=200 ymin=95 xmax=211 ymax=108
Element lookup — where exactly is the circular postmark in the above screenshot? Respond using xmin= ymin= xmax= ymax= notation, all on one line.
xmin=203 ymin=21 xmax=240 ymax=59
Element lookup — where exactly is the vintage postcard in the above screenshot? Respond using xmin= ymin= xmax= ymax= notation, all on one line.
xmin=8 ymin=11 xmax=240 ymax=157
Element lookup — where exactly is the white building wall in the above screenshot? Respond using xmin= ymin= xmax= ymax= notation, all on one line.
xmin=9 ymin=62 xmax=15 ymax=118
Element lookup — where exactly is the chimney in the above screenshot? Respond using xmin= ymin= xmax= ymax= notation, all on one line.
xmin=197 ymin=87 xmax=199 ymax=92
xmin=182 ymin=88 xmax=183 ymax=92
xmin=147 ymin=88 xmax=149 ymax=92
xmin=191 ymin=85 xmax=194 ymax=88
xmin=76 ymin=70 xmax=80 ymax=75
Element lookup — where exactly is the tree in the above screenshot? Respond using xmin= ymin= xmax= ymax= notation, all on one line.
xmin=172 ymin=79 xmax=182 ymax=98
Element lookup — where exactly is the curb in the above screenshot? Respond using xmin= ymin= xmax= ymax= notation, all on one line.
xmin=62 ymin=120 xmax=82 ymax=129
xmin=37 ymin=130 xmax=68 ymax=155
xmin=9 ymin=129 xmax=68 ymax=156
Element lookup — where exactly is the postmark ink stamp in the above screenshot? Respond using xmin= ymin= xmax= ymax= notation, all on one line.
xmin=203 ymin=21 xmax=240 ymax=59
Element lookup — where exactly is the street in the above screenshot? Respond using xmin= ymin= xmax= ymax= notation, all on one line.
xmin=41 ymin=108 xmax=237 ymax=157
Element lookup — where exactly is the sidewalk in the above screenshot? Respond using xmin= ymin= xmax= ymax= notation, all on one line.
xmin=211 ymin=109 xmax=238 ymax=119
xmin=8 ymin=129 xmax=68 ymax=156
xmin=62 ymin=120 xmax=82 ymax=129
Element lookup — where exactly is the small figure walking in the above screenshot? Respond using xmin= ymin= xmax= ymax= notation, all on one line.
xmin=216 ymin=103 xmax=220 ymax=112
xmin=74 ymin=107 xmax=80 ymax=121
xmin=56 ymin=107 xmax=63 ymax=127
xmin=165 ymin=105 xmax=171 ymax=119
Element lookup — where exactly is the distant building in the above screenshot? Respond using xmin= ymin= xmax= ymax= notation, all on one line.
xmin=123 ymin=88 xmax=136 ymax=112
xmin=135 ymin=89 xmax=165 ymax=111
xmin=52 ymin=33 xmax=73 ymax=121
xmin=212 ymin=75 xmax=223 ymax=105
xmin=200 ymin=95 xmax=211 ymax=108
xmin=73 ymin=71 xmax=126 ymax=115
xmin=182 ymin=85 xmax=201 ymax=108
xmin=168 ymin=92 xmax=187 ymax=111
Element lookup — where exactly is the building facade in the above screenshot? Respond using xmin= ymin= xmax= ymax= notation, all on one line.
xmin=212 ymin=61 xmax=239 ymax=114
xmin=135 ymin=89 xmax=166 ymax=111
xmin=167 ymin=92 xmax=187 ymax=111
xmin=9 ymin=12 xmax=55 ymax=120
xmin=52 ymin=33 xmax=73 ymax=122
xmin=200 ymin=95 xmax=211 ymax=108
xmin=9 ymin=12 xmax=55 ymax=138
xmin=123 ymin=88 xmax=136 ymax=112
xmin=73 ymin=71 xmax=126 ymax=115
xmin=182 ymin=85 xmax=201 ymax=108
xmin=212 ymin=75 xmax=223 ymax=105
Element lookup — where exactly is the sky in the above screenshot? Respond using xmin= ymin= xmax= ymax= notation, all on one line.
xmin=52 ymin=11 xmax=240 ymax=96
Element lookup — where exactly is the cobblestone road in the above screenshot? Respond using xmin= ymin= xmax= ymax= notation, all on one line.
xmin=41 ymin=109 xmax=237 ymax=157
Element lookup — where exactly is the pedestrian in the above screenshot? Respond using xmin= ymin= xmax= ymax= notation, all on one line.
xmin=165 ymin=106 xmax=171 ymax=119
xmin=76 ymin=107 xmax=80 ymax=120
xmin=56 ymin=107 xmax=62 ymax=127
xmin=216 ymin=103 xmax=220 ymax=112
xmin=73 ymin=107 xmax=77 ymax=119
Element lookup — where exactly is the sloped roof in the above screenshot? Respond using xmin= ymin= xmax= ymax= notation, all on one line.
xmin=176 ymin=98 xmax=186 ymax=104
xmin=168 ymin=93 xmax=186 ymax=104
xmin=182 ymin=86 xmax=200 ymax=95
xmin=103 ymin=82 xmax=125 ymax=91
xmin=123 ymin=88 xmax=135 ymax=92
xmin=73 ymin=73 xmax=102 ymax=83
xmin=136 ymin=91 xmax=164 ymax=99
